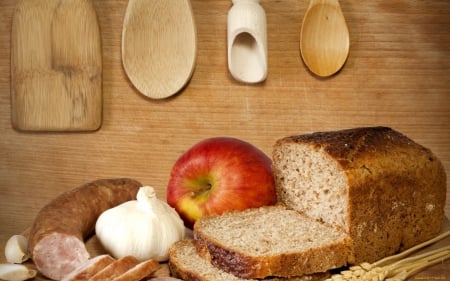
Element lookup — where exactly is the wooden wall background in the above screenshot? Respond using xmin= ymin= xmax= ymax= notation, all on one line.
xmin=0 ymin=1 xmax=449 ymax=277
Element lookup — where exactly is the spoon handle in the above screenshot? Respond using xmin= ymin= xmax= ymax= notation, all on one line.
xmin=309 ymin=0 xmax=341 ymax=8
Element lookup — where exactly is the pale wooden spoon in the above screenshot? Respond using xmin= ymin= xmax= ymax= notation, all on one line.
xmin=300 ymin=0 xmax=349 ymax=77
xmin=122 ymin=0 xmax=197 ymax=99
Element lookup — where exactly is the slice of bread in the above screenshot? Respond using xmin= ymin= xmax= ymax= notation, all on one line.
xmin=193 ymin=205 xmax=351 ymax=279
xmin=272 ymin=126 xmax=447 ymax=264
xmin=168 ymin=239 xmax=330 ymax=281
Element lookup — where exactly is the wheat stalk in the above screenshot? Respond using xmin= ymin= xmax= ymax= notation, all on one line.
xmin=327 ymin=230 xmax=450 ymax=281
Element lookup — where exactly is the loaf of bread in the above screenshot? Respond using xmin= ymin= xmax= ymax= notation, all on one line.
xmin=168 ymin=239 xmax=331 ymax=281
xmin=272 ymin=126 xmax=447 ymax=264
xmin=193 ymin=205 xmax=351 ymax=279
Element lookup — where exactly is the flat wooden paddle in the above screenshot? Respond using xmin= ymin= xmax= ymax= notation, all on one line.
xmin=122 ymin=0 xmax=197 ymax=99
xmin=11 ymin=0 xmax=102 ymax=131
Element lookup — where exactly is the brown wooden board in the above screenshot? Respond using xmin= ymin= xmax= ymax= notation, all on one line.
xmin=10 ymin=0 xmax=102 ymax=131
xmin=0 ymin=0 xmax=449 ymax=279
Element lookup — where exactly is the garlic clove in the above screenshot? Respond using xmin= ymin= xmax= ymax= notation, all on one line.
xmin=0 ymin=264 xmax=37 ymax=281
xmin=4 ymin=235 xmax=30 ymax=264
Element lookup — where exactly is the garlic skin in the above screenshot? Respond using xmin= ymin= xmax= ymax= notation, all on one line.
xmin=95 ymin=186 xmax=185 ymax=262
xmin=4 ymin=235 xmax=30 ymax=264
xmin=0 ymin=264 xmax=37 ymax=281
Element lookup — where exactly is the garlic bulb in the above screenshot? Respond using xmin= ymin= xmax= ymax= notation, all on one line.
xmin=95 ymin=186 xmax=185 ymax=262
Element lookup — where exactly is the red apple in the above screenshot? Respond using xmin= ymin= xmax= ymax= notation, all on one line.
xmin=166 ymin=137 xmax=277 ymax=228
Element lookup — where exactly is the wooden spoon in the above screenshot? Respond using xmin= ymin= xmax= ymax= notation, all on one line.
xmin=122 ymin=0 xmax=197 ymax=99
xmin=300 ymin=0 xmax=349 ymax=77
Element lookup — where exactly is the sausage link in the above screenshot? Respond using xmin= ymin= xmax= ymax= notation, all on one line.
xmin=60 ymin=254 xmax=115 ymax=281
xmin=89 ymin=255 xmax=140 ymax=281
xmin=28 ymin=178 xmax=142 ymax=280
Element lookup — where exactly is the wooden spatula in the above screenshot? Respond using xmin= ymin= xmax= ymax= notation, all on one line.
xmin=11 ymin=0 xmax=102 ymax=131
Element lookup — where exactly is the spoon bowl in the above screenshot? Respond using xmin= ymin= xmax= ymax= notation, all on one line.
xmin=122 ymin=0 xmax=197 ymax=99
xmin=300 ymin=0 xmax=349 ymax=77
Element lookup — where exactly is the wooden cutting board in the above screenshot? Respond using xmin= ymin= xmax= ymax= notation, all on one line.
xmin=10 ymin=0 xmax=102 ymax=131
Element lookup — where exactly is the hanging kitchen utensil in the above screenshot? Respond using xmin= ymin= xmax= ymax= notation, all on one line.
xmin=11 ymin=0 xmax=102 ymax=131
xmin=122 ymin=0 xmax=197 ymax=99
xmin=227 ymin=0 xmax=267 ymax=83
xmin=300 ymin=0 xmax=349 ymax=77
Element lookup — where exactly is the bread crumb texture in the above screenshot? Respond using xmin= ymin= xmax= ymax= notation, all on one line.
xmin=272 ymin=126 xmax=447 ymax=264
xmin=169 ymin=240 xmax=330 ymax=281
xmin=194 ymin=205 xmax=351 ymax=278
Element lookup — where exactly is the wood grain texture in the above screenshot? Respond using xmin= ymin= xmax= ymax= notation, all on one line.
xmin=10 ymin=0 xmax=102 ymax=131
xmin=122 ymin=0 xmax=196 ymax=99
xmin=300 ymin=0 xmax=350 ymax=77
xmin=0 ymin=0 xmax=449 ymax=279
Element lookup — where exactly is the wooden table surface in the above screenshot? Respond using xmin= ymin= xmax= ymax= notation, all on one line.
xmin=0 ymin=0 xmax=449 ymax=280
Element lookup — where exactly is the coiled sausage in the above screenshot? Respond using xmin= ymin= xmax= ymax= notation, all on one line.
xmin=28 ymin=178 xmax=142 ymax=280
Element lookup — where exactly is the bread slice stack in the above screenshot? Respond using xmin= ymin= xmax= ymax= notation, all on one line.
xmin=168 ymin=127 xmax=447 ymax=280
xmin=169 ymin=205 xmax=344 ymax=280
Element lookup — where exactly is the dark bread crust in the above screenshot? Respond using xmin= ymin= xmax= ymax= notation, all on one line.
xmin=273 ymin=126 xmax=447 ymax=264
xmin=193 ymin=206 xmax=351 ymax=279
xmin=169 ymin=240 xmax=331 ymax=281
xmin=29 ymin=178 xmax=142 ymax=280
xmin=195 ymin=232 xmax=346 ymax=278
xmin=275 ymin=127 xmax=430 ymax=169
xmin=169 ymin=259 xmax=205 ymax=281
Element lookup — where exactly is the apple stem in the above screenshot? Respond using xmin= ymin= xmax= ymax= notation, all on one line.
xmin=190 ymin=183 xmax=212 ymax=197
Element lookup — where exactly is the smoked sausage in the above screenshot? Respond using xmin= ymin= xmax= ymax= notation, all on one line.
xmin=60 ymin=254 xmax=115 ymax=281
xmin=89 ymin=255 xmax=140 ymax=281
xmin=28 ymin=178 xmax=142 ymax=280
